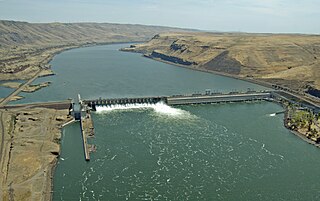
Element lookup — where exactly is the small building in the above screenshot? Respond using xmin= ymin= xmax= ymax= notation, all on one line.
xmin=71 ymin=103 xmax=82 ymax=120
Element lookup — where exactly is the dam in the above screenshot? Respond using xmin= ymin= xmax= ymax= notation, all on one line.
xmin=82 ymin=90 xmax=273 ymax=111
xmin=75 ymin=89 xmax=320 ymax=161
xmin=75 ymin=90 xmax=273 ymax=161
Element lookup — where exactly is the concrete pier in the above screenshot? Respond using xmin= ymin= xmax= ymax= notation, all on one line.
xmin=61 ymin=119 xmax=77 ymax=127
xmin=80 ymin=118 xmax=90 ymax=161
xmin=84 ymin=96 xmax=165 ymax=110
xmin=80 ymin=111 xmax=94 ymax=161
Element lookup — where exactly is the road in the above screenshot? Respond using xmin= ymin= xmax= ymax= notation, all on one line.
xmin=0 ymin=69 xmax=41 ymax=107
xmin=276 ymin=90 xmax=320 ymax=112
xmin=0 ymin=69 xmax=41 ymax=165
xmin=0 ymin=100 xmax=71 ymax=110
xmin=0 ymin=112 xmax=4 ymax=166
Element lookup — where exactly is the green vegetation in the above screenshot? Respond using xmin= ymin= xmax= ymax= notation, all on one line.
xmin=291 ymin=110 xmax=313 ymax=128
xmin=287 ymin=107 xmax=320 ymax=142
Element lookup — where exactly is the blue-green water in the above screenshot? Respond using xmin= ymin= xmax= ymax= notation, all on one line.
xmin=14 ymin=44 xmax=264 ymax=104
xmin=0 ymin=86 xmax=14 ymax=98
xmin=13 ymin=44 xmax=320 ymax=200
xmin=0 ymin=80 xmax=25 ymax=98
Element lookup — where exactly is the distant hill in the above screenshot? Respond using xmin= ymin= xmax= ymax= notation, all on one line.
xmin=0 ymin=20 xmax=190 ymax=47
xmin=0 ymin=20 xmax=191 ymax=80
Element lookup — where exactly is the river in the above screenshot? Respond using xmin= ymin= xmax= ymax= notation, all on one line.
xmin=15 ymin=44 xmax=320 ymax=200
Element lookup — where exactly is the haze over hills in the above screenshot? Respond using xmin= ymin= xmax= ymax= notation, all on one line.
xmin=0 ymin=20 xmax=192 ymax=47
xmin=0 ymin=20 xmax=190 ymax=80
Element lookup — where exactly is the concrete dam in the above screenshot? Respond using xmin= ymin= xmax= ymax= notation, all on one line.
xmin=82 ymin=90 xmax=273 ymax=111
xmin=74 ymin=90 xmax=319 ymax=161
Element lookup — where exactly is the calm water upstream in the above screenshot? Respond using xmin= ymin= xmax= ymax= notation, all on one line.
xmin=14 ymin=44 xmax=320 ymax=200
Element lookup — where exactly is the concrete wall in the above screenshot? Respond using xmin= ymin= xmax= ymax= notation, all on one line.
xmin=167 ymin=93 xmax=272 ymax=105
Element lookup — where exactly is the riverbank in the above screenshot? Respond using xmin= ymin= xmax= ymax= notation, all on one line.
xmin=0 ymin=106 xmax=72 ymax=201
xmin=122 ymin=48 xmax=320 ymax=108
xmin=0 ymin=42 xmax=140 ymax=105
xmin=1 ymin=81 xmax=51 ymax=93
xmin=0 ymin=20 xmax=191 ymax=82
xmin=122 ymin=32 xmax=320 ymax=102
xmin=284 ymin=106 xmax=320 ymax=147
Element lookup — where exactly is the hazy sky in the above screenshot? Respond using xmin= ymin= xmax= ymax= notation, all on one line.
xmin=0 ymin=0 xmax=319 ymax=34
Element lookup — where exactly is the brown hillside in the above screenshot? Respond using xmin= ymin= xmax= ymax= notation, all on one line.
xmin=126 ymin=32 xmax=320 ymax=94
xmin=0 ymin=20 xmax=190 ymax=80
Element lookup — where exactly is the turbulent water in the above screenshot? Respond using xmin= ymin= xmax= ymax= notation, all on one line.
xmin=16 ymin=43 xmax=319 ymax=201
xmin=95 ymin=102 xmax=190 ymax=117
xmin=56 ymin=102 xmax=320 ymax=201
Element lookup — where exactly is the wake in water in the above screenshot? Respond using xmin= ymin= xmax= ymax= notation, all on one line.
xmin=95 ymin=102 xmax=191 ymax=117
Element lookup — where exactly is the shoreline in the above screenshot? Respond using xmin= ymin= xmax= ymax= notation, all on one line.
xmin=122 ymin=50 xmax=275 ymax=89
xmin=46 ymin=158 xmax=57 ymax=201
xmin=127 ymin=49 xmax=320 ymax=105
xmin=0 ymin=106 xmax=72 ymax=201
xmin=0 ymin=40 xmax=145 ymax=82
xmin=128 ymin=51 xmax=320 ymax=105
xmin=283 ymin=106 xmax=320 ymax=148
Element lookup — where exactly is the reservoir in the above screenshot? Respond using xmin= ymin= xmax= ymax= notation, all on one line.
xmin=17 ymin=44 xmax=320 ymax=200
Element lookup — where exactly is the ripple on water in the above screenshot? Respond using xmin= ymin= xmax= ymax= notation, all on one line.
xmin=56 ymin=103 xmax=293 ymax=201
xmin=75 ymin=107 xmax=287 ymax=201
xmin=96 ymin=102 xmax=198 ymax=120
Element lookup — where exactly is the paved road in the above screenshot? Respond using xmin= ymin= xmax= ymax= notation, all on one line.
xmin=0 ymin=70 xmax=41 ymax=107
xmin=276 ymin=90 xmax=320 ymax=112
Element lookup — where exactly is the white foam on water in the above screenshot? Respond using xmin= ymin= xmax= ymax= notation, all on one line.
xmin=95 ymin=101 xmax=191 ymax=117
xmin=152 ymin=102 xmax=186 ymax=116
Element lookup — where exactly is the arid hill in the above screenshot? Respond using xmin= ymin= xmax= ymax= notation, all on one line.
xmin=0 ymin=20 xmax=190 ymax=80
xmin=124 ymin=32 xmax=320 ymax=97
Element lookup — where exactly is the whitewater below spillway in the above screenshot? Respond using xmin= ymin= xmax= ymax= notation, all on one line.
xmin=95 ymin=102 xmax=192 ymax=117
